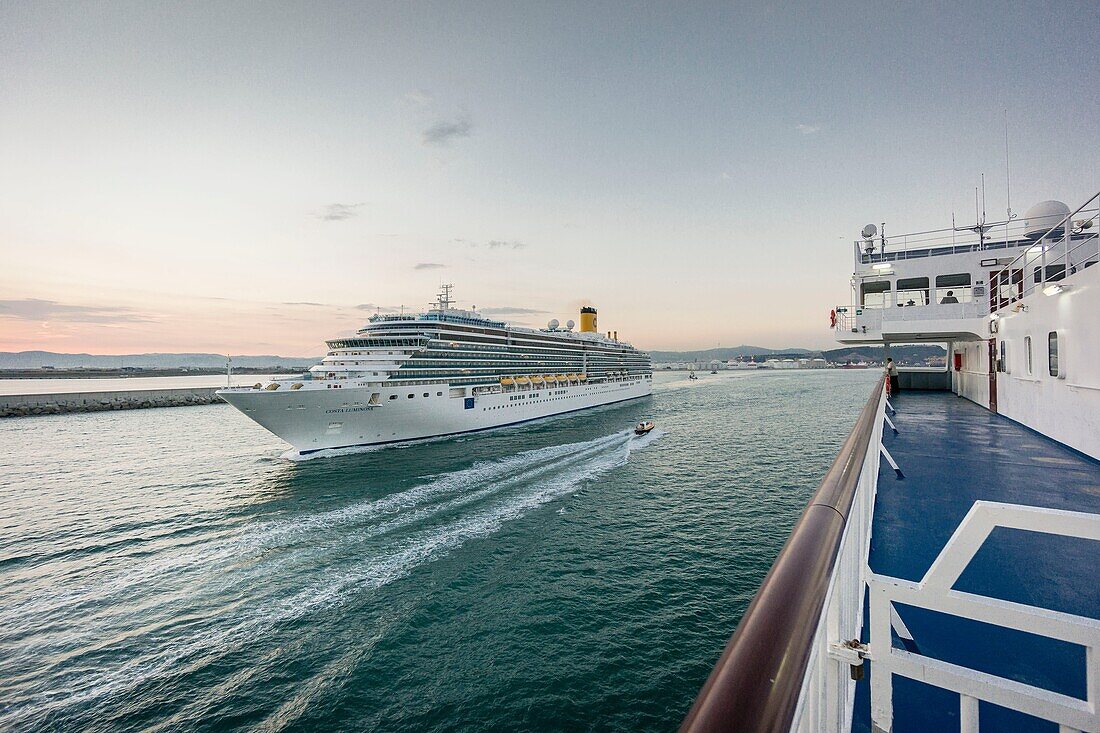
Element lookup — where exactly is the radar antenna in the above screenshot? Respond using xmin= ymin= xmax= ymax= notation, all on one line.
xmin=953 ymin=175 xmax=994 ymax=247
xmin=434 ymin=284 xmax=455 ymax=311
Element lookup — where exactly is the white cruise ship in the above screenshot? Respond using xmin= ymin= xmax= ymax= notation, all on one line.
xmin=218 ymin=286 xmax=653 ymax=455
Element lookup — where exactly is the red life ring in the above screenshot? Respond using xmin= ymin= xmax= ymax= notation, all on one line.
xmin=829 ymin=309 xmax=837 ymax=328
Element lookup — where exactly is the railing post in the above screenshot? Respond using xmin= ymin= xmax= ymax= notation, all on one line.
xmin=960 ymin=694 xmax=979 ymax=733
xmin=869 ymin=580 xmax=893 ymax=732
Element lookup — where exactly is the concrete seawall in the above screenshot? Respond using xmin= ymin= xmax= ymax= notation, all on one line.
xmin=0 ymin=388 xmax=227 ymax=417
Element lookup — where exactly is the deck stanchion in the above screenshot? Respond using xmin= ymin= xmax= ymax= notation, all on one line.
xmin=880 ymin=444 xmax=904 ymax=479
xmin=884 ymin=413 xmax=899 ymax=436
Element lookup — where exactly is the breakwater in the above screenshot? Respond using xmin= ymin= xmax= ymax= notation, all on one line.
xmin=0 ymin=388 xmax=226 ymax=417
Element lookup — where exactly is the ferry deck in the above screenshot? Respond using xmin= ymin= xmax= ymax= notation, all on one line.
xmin=679 ymin=192 xmax=1100 ymax=733
xmin=851 ymin=391 xmax=1100 ymax=733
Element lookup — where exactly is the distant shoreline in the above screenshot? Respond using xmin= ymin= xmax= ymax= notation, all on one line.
xmin=0 ymin=367 xmax=308 ymax=380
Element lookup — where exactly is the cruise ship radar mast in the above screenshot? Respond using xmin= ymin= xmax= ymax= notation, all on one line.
xmin=434 ymin=283 xmax=455 ymax=311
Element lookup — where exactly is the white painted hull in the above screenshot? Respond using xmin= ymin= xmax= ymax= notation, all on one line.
xmin=218 ymin=377 xmax=652 ymax=455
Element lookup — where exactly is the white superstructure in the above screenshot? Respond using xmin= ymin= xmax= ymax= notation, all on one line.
xmin=833 ymin=192 xmax=1100 ymax=458
xmin=218 ymin=287 xmax=652 ymax=455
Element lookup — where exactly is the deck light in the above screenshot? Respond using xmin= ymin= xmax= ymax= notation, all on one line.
xmin=1043 ymin=284 xmax=1065 ymax=296
xmin=871 ymin=263 xmax=892 ymax=270
xmin=989 ymin=313 xmax=1001 ymax=321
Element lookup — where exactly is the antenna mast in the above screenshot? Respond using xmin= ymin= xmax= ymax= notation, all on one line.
xmin=435 ymin=283 xmax=454 ymax=311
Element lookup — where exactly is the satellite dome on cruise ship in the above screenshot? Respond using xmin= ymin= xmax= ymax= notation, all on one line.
xmin=1023 ymin=199 xmax=1071 ymax=239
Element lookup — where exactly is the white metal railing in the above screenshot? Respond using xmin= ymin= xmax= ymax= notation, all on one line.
xmin=852 ymin=219 xmax=1027 ymax=262
xmin=790 ymin=385 xmax=889 ymax=732
xmin=991 ymin=192 xmax=1100 ymax=313
xmin=834 ymin=301 xmax=986 ymax=337
xmin=868 ymin=501 xmax=1100 ymax=733
xmin=852 ymin=205 xmax=1100 ymax=267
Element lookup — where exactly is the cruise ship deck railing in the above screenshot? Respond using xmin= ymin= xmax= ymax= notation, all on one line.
xmin=679 ymin=376 xmax=887 ymax=733
xmin=990 ymin=192 xmax=1100 ymax=313
xmin=868 ymin=501 xmax=1100 ymax=733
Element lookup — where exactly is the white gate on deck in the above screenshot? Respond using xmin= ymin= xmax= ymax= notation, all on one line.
xmin=868 ymin=501 xmax=1100 ymax=733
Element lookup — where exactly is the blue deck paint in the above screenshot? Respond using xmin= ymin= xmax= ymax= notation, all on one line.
xmin=851 ymin=391 xmax=1100 ymax=733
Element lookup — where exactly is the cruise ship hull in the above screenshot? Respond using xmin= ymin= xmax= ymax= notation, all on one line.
xmin=219 ymin=377 xmax=652 ymax=455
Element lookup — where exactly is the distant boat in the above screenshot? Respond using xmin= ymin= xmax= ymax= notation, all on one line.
xmin=710 ymin=370 xmax=717 ymax=374
xmin=688 ymin=370 xmax=698 ymax=380
xmin=634 ymin=420 xmax=655 ymax=435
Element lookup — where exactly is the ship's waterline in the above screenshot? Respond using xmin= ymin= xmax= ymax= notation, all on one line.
xmin=0 ymin=370 xmax=875 ymax=732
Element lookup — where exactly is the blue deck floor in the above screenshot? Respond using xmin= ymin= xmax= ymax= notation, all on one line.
xmin=850 ymin=391 xmax=1100 ymax=733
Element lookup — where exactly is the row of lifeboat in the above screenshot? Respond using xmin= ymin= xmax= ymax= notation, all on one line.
xmin=499 ymin=374 xmax=587 ymax=387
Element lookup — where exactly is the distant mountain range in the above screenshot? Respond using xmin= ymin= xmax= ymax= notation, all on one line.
xmin=1 ymin=345 xmax=945 ymax=370
xmin=0 ymin=351 xmax=317 ymax=370
xmin=649 ymin=346 xmax=813 ymax=362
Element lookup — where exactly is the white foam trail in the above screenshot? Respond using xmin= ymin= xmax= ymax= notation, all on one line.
xmin=0 ymin=433 xmax=628 ymax=628
xmin=0 ymin=429 xmax=664 ymax=728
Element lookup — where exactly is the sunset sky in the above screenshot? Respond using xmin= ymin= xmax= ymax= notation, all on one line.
xmin=2 ymin=1 xmax=1098 ymax=355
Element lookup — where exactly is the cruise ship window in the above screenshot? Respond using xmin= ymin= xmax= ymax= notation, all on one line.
xmin=389 ymin=395 xmax=398 ymax=400
xmin=860 ymin=280 xmax=891 ymax=308
xmin=935 ymin=273 xmax=972 ymax=303
xmin=407 ymin=394 xmax=414 ymax=398
xmin=895 ymin=277 xmax=929 ymax=307
xmin=1048 ymin=332 xmax=1059 ymax=377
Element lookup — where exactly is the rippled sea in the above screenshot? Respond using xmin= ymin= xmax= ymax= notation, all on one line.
xmin=0 ymin=369 xmax=876 ymax=732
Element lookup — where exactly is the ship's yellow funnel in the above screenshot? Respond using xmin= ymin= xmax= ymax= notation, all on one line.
xmin=580 ymin=306 xmax=597 ymax=333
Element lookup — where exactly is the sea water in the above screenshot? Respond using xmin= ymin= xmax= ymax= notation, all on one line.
xmin=0 ymin=369 xmax=876 ymax=731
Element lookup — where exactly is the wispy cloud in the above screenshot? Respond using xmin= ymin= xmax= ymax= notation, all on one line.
xmin=795 ymin=123 xmax=821 ymax=135
xmin=404 ymin=90 xmax=433 ymax=108
xmin=0 ymin=299 xmax=154 ymax=324
xmin=451 ymin=237 xmax=526 ymax=250
xmin=422 ymin=117 xmax=472 ymax=146
xmin=413 ymin=262 xmax=446 ymax=270
xmin=355 ymin=303 xmax=400 ymax=312
xmin=282 ymin=301 xmax=326 ymax=307
xmin=479 ymin=306 xmax=549 ymax=316
xmin=312 ymin=203 xmax=364 ymax=221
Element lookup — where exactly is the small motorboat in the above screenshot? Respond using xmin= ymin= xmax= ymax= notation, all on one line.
xmin=634 ymin=420 xmax=655 ymax=436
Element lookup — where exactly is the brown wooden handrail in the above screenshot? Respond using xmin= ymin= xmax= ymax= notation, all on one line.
xmin=679 ymin=376 xmax=886 ymax=733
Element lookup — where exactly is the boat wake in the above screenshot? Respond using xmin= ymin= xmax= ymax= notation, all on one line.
xmin=0 ymin=428 xmax=663 ymax=730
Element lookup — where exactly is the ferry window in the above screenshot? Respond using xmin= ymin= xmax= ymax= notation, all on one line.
xmin=389 ymin=395 xmax=398 ymax=400
xmin=437 ymin=391 xmax=443 ymax=396
xmin=1048 ymin=332 xmax=1059 ymax=377
xmin=1025 ymin=336 xmax=1033 ymax=375
xmin=998 ymin=341 xmax=1007 ymax=373
xmin=1033 ymin=265 xmax=1066 ymax=283
xmin=935 ymin=273 xmax=972 ymax=303
xmin=423 ymin=392 xmax=429 ymax=397
xmin=895 ymin=277 xmax=929 ymax=307
xmin=860 ymin=280 xmax=891 ymax=308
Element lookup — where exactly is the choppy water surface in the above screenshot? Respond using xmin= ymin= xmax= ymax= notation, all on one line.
xmin=0 ymin=370 xmax=875 ymax=731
